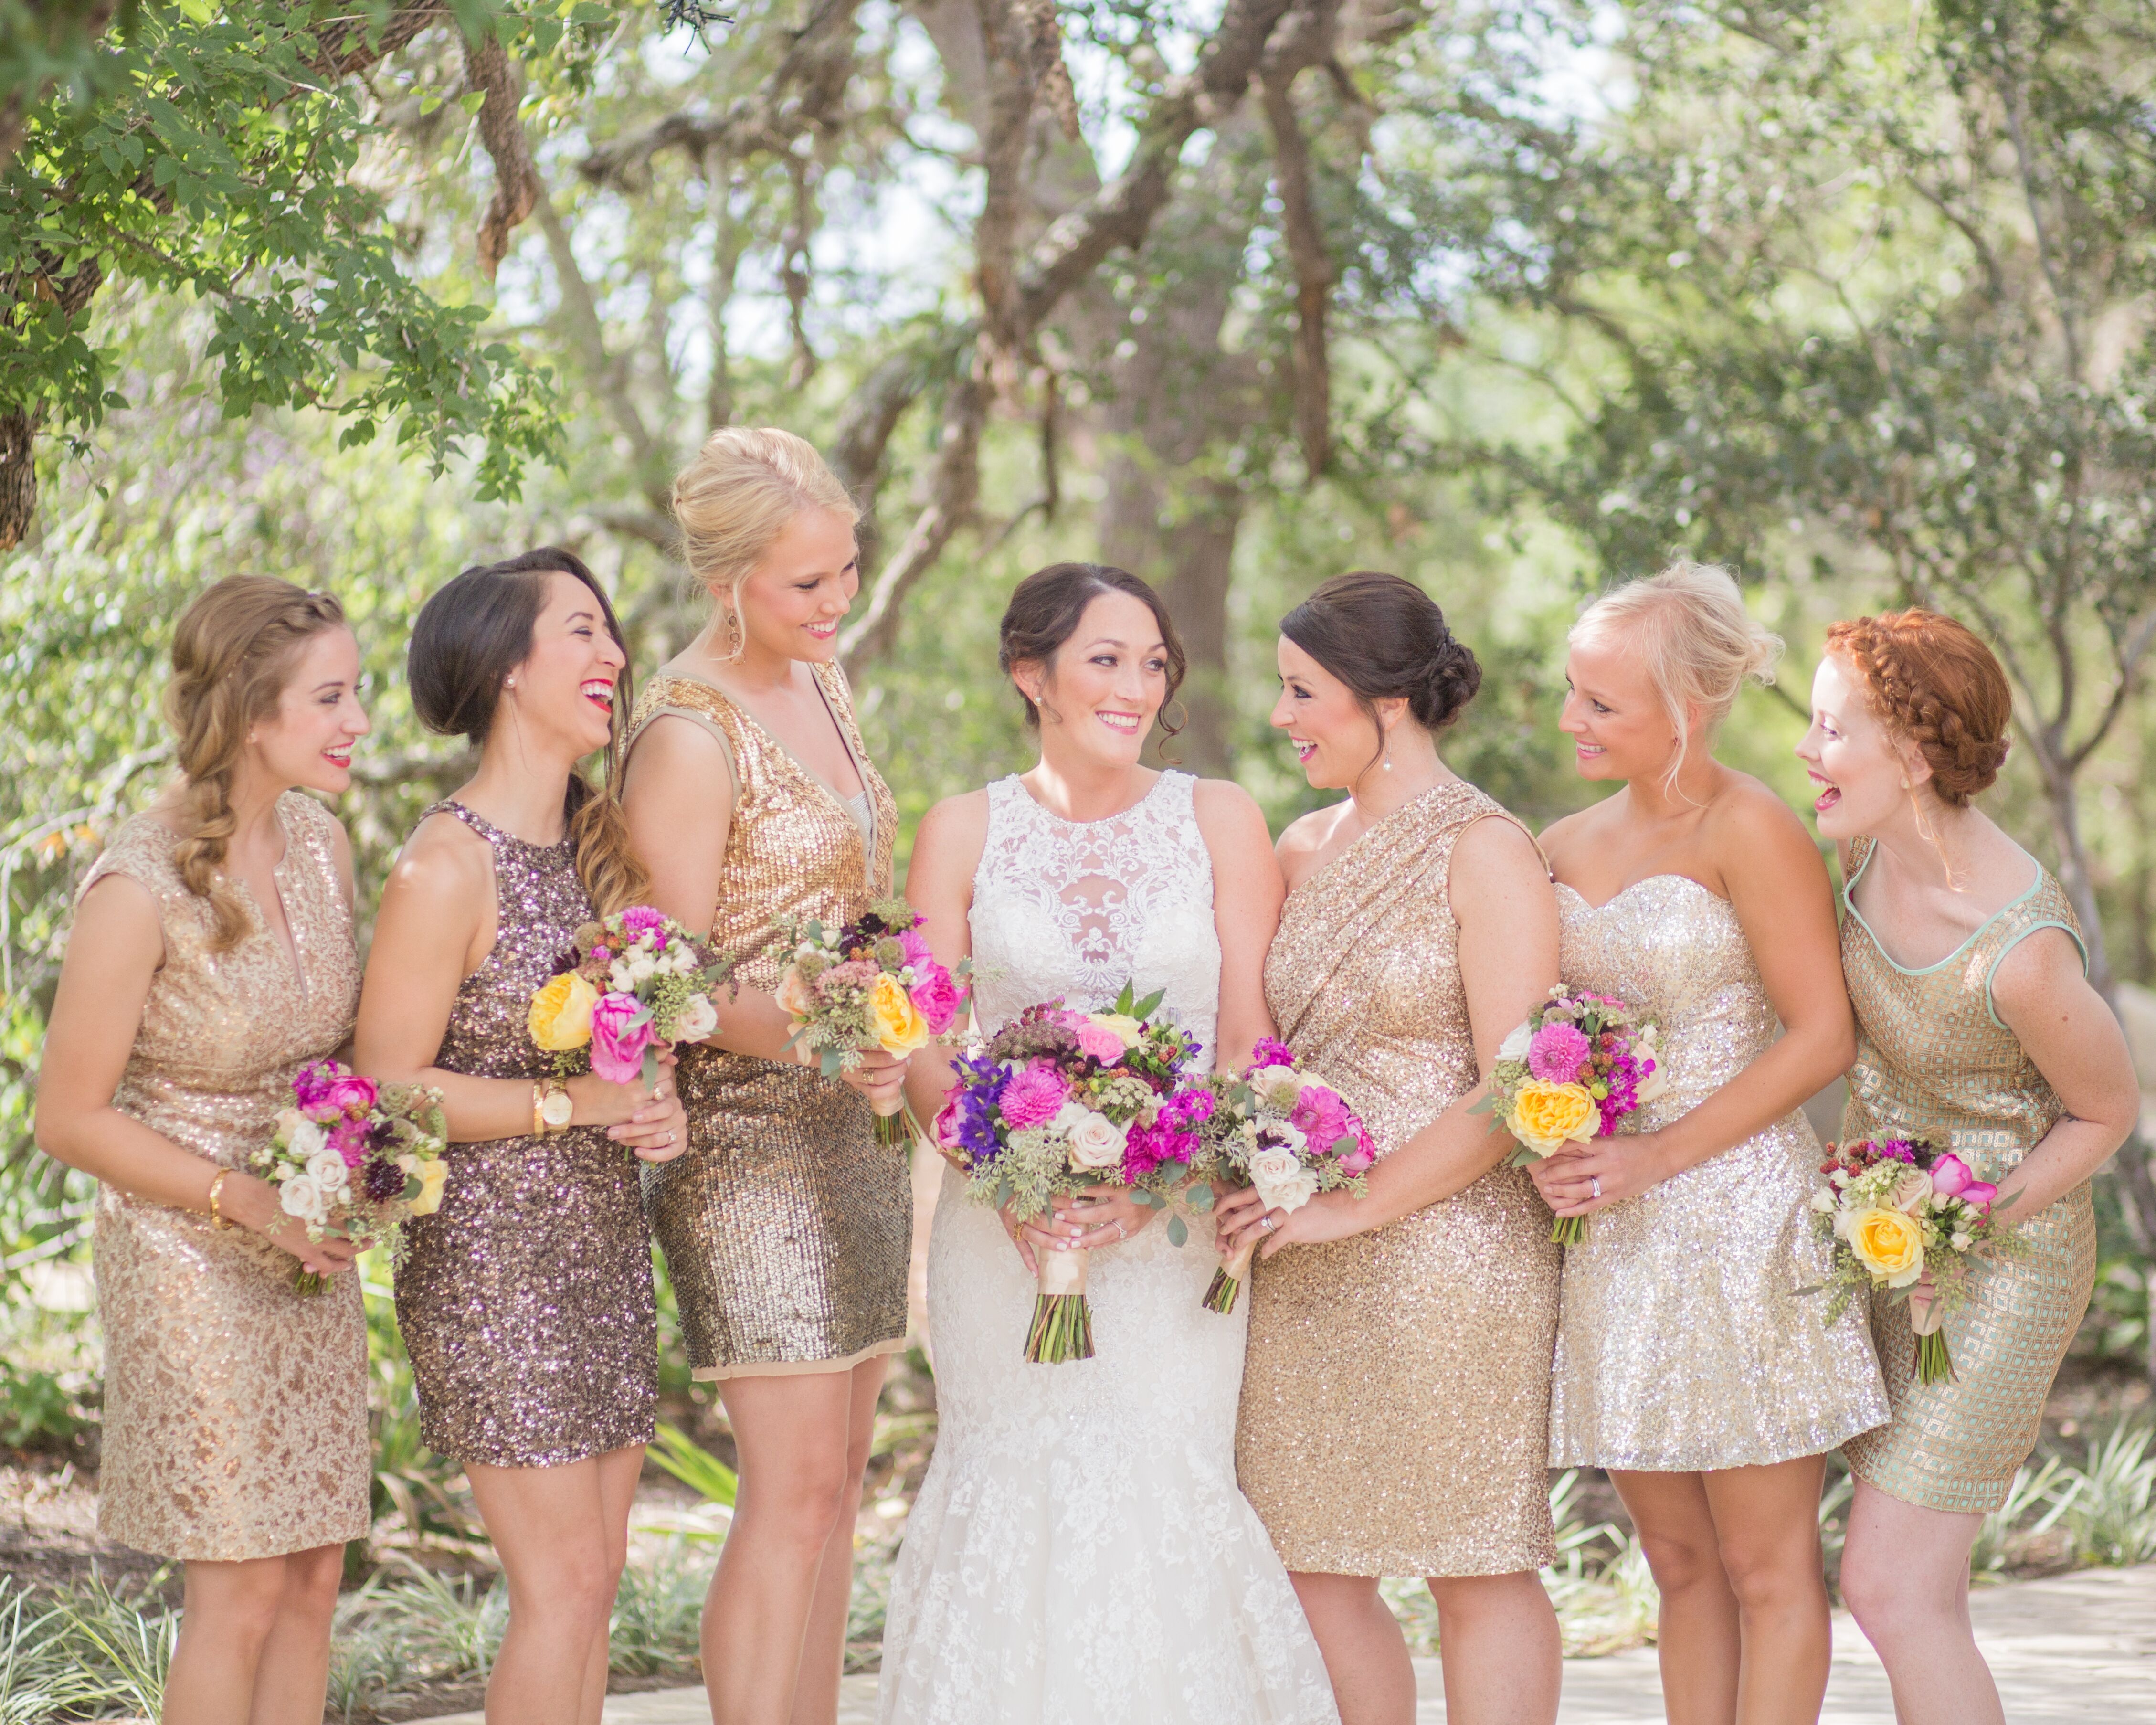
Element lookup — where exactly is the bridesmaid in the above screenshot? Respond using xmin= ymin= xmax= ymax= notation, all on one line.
xmin=34 ymin=576 xmax=371 ymax=1725
xmin=1217 ymin=571 xmax=1564 ymax=1725
xmin=1798 ymin=610 xmax=2135 ymax=1725
xmin=1529 ymin=562 xmax=1886 ymax=1725
xmin=357 ymin=550 xmax=687 ymax=1725
xmin=618 ymin=427 xmax=912 ymax=1725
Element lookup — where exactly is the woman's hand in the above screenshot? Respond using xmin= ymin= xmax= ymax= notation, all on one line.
xmin=838 ymin=1047 xmax=909 ymax=1110
xmin=568 ymin=1048 xmax=679 ymax=1128
xmin=223 ymin=1173 xmax=361 ymax=1278
xmin=615 ymin=1080 xmax=689 ymax=1164
xmin=1529 ymin=1134 xmax=1673 ymax=1218
xmin=1214 ymin=1185 xmax=1363 ymax=1259
xmin=1049 ymin=1185 xmax=1158 ymax=1252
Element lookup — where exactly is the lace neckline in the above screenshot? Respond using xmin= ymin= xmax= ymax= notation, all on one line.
xmin=1000 ymin=771 xmax=1173 ymax=829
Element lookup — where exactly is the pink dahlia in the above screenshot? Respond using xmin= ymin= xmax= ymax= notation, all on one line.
xmin=1527 ymin=1021 xmax=1593 ymax=1085
xmin=998 ymin=1060 xmax=1069 ymax=1128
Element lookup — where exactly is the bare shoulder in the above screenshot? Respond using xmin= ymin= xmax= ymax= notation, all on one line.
xmin=910 ymin=789 xmax=992 ymax=873
xmin=1703 ymin=770 xmax=1823 ymax=874
xmin=1275 ymin=803 xmax=1343 ymax=869
xmin=384 ymin=810 xmax=491 ymax=913
xmin=1453 ymin=807 xmax=1548 ymax=878
xmin=623 ymin=707 xmax=732 ymax=789
xmin=1538 ymin=798 xmax=1612 ymax=876
xmin=1191 ymin=777 xmax=1270 ymax=841
xmin=1987 ymin=924 xmax=2089 ymax=1017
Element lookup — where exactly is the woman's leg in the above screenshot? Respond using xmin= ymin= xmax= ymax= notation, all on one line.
xmin=1609 ymin=1469 xmax=1741 ymax=1725
xmin=161 ymin=1556 xmax=297 ymax=1725
xmin=791 ymin=1356 xmax=887 ymax=1725
xmin=465 ymin=1455 xmax=621 ymax=1725
xmin=705 ymin=1367 xmax=869 ymax=1725
xmin=1839 ymin=1480 xmax=1997 ymax=1725
xmin=246 ymin=1543 xmax=347 ymax=1725
xmin=1287 ymin=1571 xmax=1418 ymax=1725
xmin=1699 ymin=1456 xmax=1832 ymax=1725
xmin=1425 ymin=1571 xmax=1562 ymax=1725
xmin=575 ymin=1445 xmax=649 ymax=1724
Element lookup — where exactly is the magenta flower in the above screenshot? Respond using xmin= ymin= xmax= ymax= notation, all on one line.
xmin=1527 ymin=1021 xmax=1593 ymax=1084
xmin=1250 ymin=1037 xmax=1299 ymax=1072
xmin=329 ymin=1116 xmax=371 ymax=1169
xmin=292 ymin=1061 xmax=341 ymax=1111
xmin=998 ymin=1060 xmax=1069 ymax=1128
xmin=1929 ymin=1154 xmax=1987 ymax=1199
xmin=911 ymin=967 xmax=962 ymax=1035
xmin=617 ymin=905 xmax=670 ymax=939
xmin=899 ymin=927 xmax=933 ymax=969
xmin=589 ymin=991 xmax=657 ymax=1084
xmin=1290 ymin=1085 xmax=1352 ymax=1147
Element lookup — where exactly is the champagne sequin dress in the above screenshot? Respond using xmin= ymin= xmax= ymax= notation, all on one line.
xmin=84 ymin=794 xmax=370 ymax=1560
xmin=393 ymin=803 xmax=657 ymax=1466
xmin=624 ymin=665 xmax=910 ymax=1378
xmin=1550 ymin=877 xmax=1886 ymax=1470
xmin=1238 ymin=781 xmax=1561 ymax=1578
xmin=1838 ymin=838 xmax=2096 ymax=1513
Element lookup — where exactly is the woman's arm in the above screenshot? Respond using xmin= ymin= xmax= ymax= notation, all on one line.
xmin=1194 ymin=779 xmax=1285 ymax=1074
xmin=899 ymin=791 xmax=987 ymax=1132
xmin=1987 ymin=928 xmax=2138 ymax=1217
xmin=35 ymin=875 xmax=356 ymax=1276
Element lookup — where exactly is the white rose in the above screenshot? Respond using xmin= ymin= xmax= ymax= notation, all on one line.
xmin=610 ymin=960 xmax=635 ymax=992
xmin=1951 ymin=1232 xmax=1972 ymax=1251
xmin=674 ymin=994 xmax=719 ymax=1042
xmin=1247 ymin=1145 xmax=1300 ymax=1192
xmin=1050 ymin=1100 xmax=1091 ymax=1134
xmin=306 ymin=1146 xmax=350 ymax=1198
xmin=672 ymin=947 xmax=698 ymax=974
xmin=285 ymin=1116 xmax=327 ymax=1161
xmin=630 ymin=952 xmax=658 ymax=984
xmin=1497 ymin=1020 xmax=1533 ymax=1066
xmin=273 ymin=1107 xmax=308 ymax=1144
xmin=280 ymin=1174 xmax=325 ymax=1223
xmin=1252 ymin=1154 xmax=1321 ymax=1214
xmin=1810 ymin=1187 xmax=1837 ymax=1213
xmin=1065 ymin=1110 xmax=1127 ymax=1170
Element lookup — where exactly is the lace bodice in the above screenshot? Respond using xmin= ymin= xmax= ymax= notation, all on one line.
xmin=969 ymin=772 xmax=1220 ymax=1061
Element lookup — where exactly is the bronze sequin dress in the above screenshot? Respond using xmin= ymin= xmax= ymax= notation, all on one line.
xmin=624 ymin=665 xmax=910 ymax=1379
xmin=1550 ymin=876 xmax=1887 ymax=1470
xmin=392 ymin=803 xmax=657 ymax=1466
xmin=1838 ymin=838 xmax=2096 ymax=1514
xmin=84 ymin=794 xmax=370 ymax=1561
xmin=1238 ymin=782 xmax=1561 ymax=1578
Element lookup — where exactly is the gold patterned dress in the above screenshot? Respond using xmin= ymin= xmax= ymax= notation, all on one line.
xmin=624 ymin=664 xmax=910 ymax=1378
xmin=1238 ymin=781 xmax=1560 ymax=1578
xmin=83 ymin=794 xmax=370 ymax=1561
xmin=1550 ymin=877 xmax=1886 ymax=1470
xmin=1837 ymin=838 xmax=2096 ymax=1514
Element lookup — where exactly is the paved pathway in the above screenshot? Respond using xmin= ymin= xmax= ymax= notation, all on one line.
xmin=419 ymin=1564 xmax=2156 ymax=1724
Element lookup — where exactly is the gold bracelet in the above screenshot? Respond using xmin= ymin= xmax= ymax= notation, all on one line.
xmin=532 ymin=1081 xmax=547 ymax=1140
xmin=206 ymin=1168 xmax=231 ymax=1230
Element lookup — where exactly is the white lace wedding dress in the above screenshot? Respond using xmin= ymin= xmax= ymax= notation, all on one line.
xmin=877 ymin=772 xmax=1339 ymax=1725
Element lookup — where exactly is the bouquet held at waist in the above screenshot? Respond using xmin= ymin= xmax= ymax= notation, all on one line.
xmin=529 ymin=906 xmax=726 ymax=1090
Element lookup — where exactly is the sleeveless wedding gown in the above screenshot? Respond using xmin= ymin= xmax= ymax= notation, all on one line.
xmin=877 ymin=773 xmax=1339 ymax=1725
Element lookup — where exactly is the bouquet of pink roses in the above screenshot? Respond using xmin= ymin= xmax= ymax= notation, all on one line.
xmin=934 ymin=985 xmax=1213 ymax=1362
xmin=768 ymin=897 xmax=969 ymax=1145
xmin=253 ymin=1060 xmax=448 ymax=1295
xmin=1475 ymin=984 xmax=1664 ymax=1246
xmin=1193 ymin=1038 xmax=1374 ymax=1314
xmin=529 ymin=906 xmax=724 ymax=1090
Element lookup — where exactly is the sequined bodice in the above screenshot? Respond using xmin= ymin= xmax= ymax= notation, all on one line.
xmin=1557 ymin=875 xmax=1779 ymax=1126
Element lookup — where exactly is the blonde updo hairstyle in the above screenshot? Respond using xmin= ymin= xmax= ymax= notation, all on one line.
xmin=163 ymin=574 xmax=349 ymax=952
xmin=671 ymin=427 xmax=858 ymax=657
xmin=1570 ymin=560 xmax=1783 ymax=789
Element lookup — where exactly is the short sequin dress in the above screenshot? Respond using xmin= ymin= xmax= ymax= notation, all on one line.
xmin=1550 ymin=876 xmax=1886 ymax=1470
xmin=1238 ymin=781 xmax=1561 ymax=1578
xmin=624 ymin=665 xmax=910 ymax=1379
xmin=392 ymin=802 xmax=657 ymax=1467
xmin=1838 ymin=837 xmax=2096 ymax=1514
xmin=83 ymin=794 xmax=370 ymax=1561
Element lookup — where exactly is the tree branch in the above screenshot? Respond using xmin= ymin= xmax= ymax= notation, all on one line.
xmin=1260 ymin=23 xmax=1339 ymax=477
xmin=464 ymin=28 xmax=542 ymax=280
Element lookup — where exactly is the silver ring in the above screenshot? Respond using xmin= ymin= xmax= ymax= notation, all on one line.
xmin=1114 ymin=1220 xmax=1127 ymax=1241
xmin=1261 ymin=1213 xmax=1277 ymax=1233
xmin=1590 ymin=1175 xmax=1601 ymax=1200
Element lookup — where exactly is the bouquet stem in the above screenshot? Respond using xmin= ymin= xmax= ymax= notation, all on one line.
xmin=1204 ymin=1240 xmax=1256 ymax=1316
xmin=1025 ymin=1247 xmax=1093 ymax=1363
xmin=872 ymin=1094 xmax=919 ymax=1148
xmin=1908 ymin=1275 xmax=1953 ymax=1383
xmin=1912 ymin=1330 xmax=1955 ymax=1384
xmin=293 ymin=1268 xmax=329 ymax=1298
xmin=1550 ymin=1215 xmax=1587 ymax=1248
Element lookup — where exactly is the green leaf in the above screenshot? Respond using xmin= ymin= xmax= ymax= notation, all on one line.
xmin=1165 ymin=1214 xmax=1188 ymax=1247
xmin=458 ymin=90 xmax=488 ymax=116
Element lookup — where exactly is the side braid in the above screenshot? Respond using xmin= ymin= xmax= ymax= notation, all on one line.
xmin=1824 ymin=611 xmax=2012 ymax=805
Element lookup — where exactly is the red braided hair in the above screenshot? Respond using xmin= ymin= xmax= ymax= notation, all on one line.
xmin=1823 ymin=609 xmax=2011 ymax=805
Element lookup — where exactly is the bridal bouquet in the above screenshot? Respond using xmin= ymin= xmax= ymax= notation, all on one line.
xmin=1803 ymin=1136 xmax=2014 ymax=1384
xmin=935 ymin=985 xmax=1211 ymax=1363
xmin=254 ymin=1060 xmax=449 ymax=1295
xmin=1194 ymin=1039 xmax=1374 ymax=1315
xmin=529 ymin=907 xmax=724 ymax=1090
xmin=1476 ymin=984 xmax=1664 ymax=1246
xmin=769 ymin=897 xmax=969 ymax=1144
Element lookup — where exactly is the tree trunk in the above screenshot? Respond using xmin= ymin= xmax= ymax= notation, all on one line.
xmin=0 ymin=408 xmax=39 ymax=550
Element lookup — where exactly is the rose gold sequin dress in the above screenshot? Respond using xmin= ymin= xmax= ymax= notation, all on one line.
xmin=82 ymin=794 xmax=370 ymax=1561
xmin=1238 ymin=781 xmax=1561 ymax=1578
xmin=624 ymin=665 xmax=910 ymax=1378
xmin=392 ymin=803 xmax=657 ymax=1466
xmin=1838 ymin=838 xmax=2096 ymax=1513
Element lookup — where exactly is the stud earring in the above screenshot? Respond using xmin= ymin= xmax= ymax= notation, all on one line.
xmin=506 ymin=677 xmax=516 ymax=689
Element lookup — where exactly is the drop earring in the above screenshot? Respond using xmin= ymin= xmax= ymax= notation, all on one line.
xmin=1382 ymin=750 xmax=1393 ymax=771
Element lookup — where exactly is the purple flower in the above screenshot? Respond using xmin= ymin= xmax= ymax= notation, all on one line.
xmin=590 ymin=992 xmax=657 ymax=1084
xmin=363 ymin=1157 xmax=407 ymax=1203
xmin=617 ymin=906 xmax=670 ymax=940
xmin=1249 ymin=1037 xmax=1298 ymax=1072
xmin=1289 ymin=1084 xmax=1352 ymax=1147
xmin=330 ymin=1117 xmax=371 ymax=1170
xmin=998 ymin=1060 xmax=1069 ymax=1128
xmin=1527 ymin=1021 xmax=1593 ymax=1084
xmin=898 ymin=928 xmax=933 ymax=969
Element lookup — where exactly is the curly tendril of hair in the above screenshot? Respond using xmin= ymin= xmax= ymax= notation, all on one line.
xmin=163 ymin=576 xmax=349 ymax=952
xmin=1824 ymin=609 xmax=2012 ymax=806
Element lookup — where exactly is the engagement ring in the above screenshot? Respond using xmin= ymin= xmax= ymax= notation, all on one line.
xmin=1590 ymin=1175 xmax=1601 ymax=1200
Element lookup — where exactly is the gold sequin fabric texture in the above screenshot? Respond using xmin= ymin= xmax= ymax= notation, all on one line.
xmin=1550 ymin=876 xmax=1887 ymax=1470
xmin=392 ymin=803 xmax=656 ymax=1466
xmin=1238 ymin=782 xmax=1560 ymax=1578
xmin=1837 ymin=837 xmax=2095 ymax=1514
xmin=83 ymin=795 xmax=370 ymax=1561
xmin=625 ymin=667 xmax=909 ymax=1377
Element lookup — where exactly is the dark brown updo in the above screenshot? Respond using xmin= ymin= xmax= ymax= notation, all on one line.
xmin=998 ymin=562 xmax=1187 ymax=734
xmin=1824 ymin=609 xmax=2012 ymax=805
xmin=1280 ymin=570 xmax=1482 ymax=734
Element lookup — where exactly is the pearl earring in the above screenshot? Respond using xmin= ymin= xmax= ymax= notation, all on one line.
xmin=506 ymin=677 xmax=517 ymax=689
xmin=1382 ymin=750 xmax=1393 ymax=771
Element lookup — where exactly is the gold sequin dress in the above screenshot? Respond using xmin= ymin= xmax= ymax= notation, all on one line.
xmin=1550 ymin=877 xmax=1887 ymax=1470
xmin=83 ymin=794 xmax=370 ymax=1561
xmin=392 ymin=803 xmax=657 ymax=1466
xmin=624 ymin=665 xmax=910 ymax=1379
xmin=1238 ymin=781 xmax=1561 ymax=1578
xmin=1838 ymin=838 xmax=2096 ymax=1514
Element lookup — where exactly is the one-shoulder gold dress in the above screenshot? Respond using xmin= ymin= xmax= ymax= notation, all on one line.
xmin=1838 ymin=838 xmax=2096 ymax=1513
xmin=1237 ymin=781 xmax=1561 ymax=1578
xmin=624 ymin=664 xmax=911 ymax=1378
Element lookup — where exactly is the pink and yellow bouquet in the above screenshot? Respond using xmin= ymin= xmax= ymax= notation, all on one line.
xmin=529 ymin=907 xmax=723 ymax=1090
xmin=254 ymin=1060 xmax=448 ymax=1295
xmin=1477 ymin=984 xmax=1664 ymax=1246
xmin=769 ymin=896 xmax=969 ymax=1144
xmin=1804 ymin=1136 xmax=2014 ymax=1384
xmin=935 ymin=985 xmax=1212 ymax=1363
xmin=1194 ymin=1038 xmax=1374 ymax=1314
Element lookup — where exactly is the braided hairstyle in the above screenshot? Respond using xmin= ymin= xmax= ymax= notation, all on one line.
xmin=1823 ymin=610 xmax=2011 ymax=805
xmin=1280 ymin=571 xmax=1482 ymax=774
xmin=164 ymin=576 xmax=349 ymax=951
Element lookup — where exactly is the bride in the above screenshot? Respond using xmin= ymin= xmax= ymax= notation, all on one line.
xmin=881 ymin=562 xmax=1339 ymax=1724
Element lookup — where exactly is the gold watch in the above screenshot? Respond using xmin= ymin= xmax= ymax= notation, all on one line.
xmin=534 ymin=1079 xmax=573 ymax=1136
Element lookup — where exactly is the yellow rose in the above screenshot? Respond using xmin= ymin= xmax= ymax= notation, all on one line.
xmin=1090 ymin=1012 xmax=1144 ymax=1049
xmin=406 ymin=1158 xmax=449 ymax=1218
xmin=1508 ymin=1080 xmax=1597 ymax=1158
xmin=1845 ymin=1206 xmax=1925 ymax=1287
xmin=529 ymin=972 xmax=598 ymax=1051
xmin=868 ymin=972 xmax=930 ymax=1056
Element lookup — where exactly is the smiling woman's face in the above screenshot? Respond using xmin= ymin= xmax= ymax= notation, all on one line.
xmin=1559 ymin=633 xmax=1682 ymax=784
xmin=734 ymin=508 xmax=859 ymax=665
xmin=505 ymin=570 xmax=627 ymax=760
xmin=1796 ymin=651 xmax=1913 ymax=839
xmin=1271 ymin=635 xmax=1381 ymax=792
xmin=1017 ymin=590 xmax=1169 ymax=770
